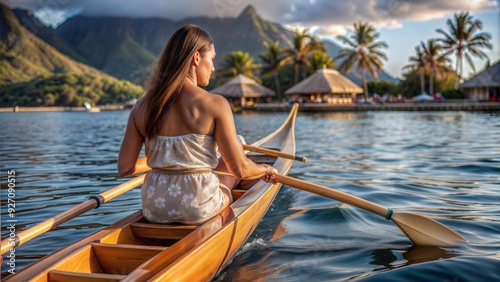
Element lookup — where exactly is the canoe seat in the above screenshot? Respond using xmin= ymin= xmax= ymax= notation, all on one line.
xmin=47 ymin=243 xmax=167 ymax=280
xmin=49 ymin=270 xmax=125 ymax=282
xmin=91 ymin=243 xmax=167 ymax=275
xmin=231 ymin=189 xmax=247 ymax=200
xmin=131 ymin=222 xmax=198 ymax=240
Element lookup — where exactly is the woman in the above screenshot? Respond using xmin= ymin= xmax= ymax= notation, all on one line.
xmin=118 ymin=25 xmax=277 ymax=225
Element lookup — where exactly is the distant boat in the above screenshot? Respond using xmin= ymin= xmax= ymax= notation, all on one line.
xmin=83 ymin=102 xmax=101 ymax=113
xmin=413 ymin=93 xmax=434 ymax=102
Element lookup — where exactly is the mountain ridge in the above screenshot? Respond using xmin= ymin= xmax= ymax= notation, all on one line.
xmin=0 ymin=4 xmax=102 ymax=84
xmin=9 ymin=4 xmax=397 ymax=85
xmin=0 ymin=3 xmax=143 ymax=107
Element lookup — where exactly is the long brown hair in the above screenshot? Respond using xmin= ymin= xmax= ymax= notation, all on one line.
xmin=143 ymin=24 xmax=213 ymax=138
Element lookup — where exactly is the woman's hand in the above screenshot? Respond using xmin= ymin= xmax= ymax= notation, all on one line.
xmin=261 ymin=164 xmax=278 ymax=184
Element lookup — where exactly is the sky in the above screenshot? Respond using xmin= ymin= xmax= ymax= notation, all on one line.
xmin=4 ymin=0 xmax=500 ymax=79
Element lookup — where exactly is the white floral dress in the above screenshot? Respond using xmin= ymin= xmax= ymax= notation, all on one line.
xmin=142 ymin=134 xmax=223 ymax=224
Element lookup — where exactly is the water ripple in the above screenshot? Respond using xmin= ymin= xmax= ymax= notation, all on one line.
xmin=2 ymin=111 xmax=499 ymax=281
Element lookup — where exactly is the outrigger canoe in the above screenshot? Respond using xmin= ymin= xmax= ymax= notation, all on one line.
xmin=3 ymin=104 xmax=298 ymax=281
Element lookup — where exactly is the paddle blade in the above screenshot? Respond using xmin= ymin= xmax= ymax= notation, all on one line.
xmin=391 ymin=212 xmax=467 ymax=247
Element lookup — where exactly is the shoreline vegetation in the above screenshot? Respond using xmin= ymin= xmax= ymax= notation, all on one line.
xmin=2 ymin=101 xmax=499 ymax=113
xmin=0 ymin=104 xmax=127 ymax=112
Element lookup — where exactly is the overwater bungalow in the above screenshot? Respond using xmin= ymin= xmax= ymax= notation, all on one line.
xmin=459 ymin=61 xmax=500 ymax=102
xmin=210 ymin=74 xmax=275 ymax=107
xmin=284 ymin=67 xmax=363 ymax=104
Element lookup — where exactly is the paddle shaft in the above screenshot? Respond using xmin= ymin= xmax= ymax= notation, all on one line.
xmin=243 ymin=144 xmax=307 ymax=162
xmin=274 ymin=175 xmax=389 ymax=217
xmin=214 ymin=171 xmax=389 ymax=218
xmin=0 ymin=175 xmax=145 ymax=255
xmin=215 ymin=171 xmax=465 ymax=246
xmin=274 ymin=174 xmax=467 ymax=246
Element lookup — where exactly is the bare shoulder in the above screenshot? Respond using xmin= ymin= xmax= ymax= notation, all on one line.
xmin=129 ymin=96 xmax=147 ymax=136
xmin=186 ymin=85 xmax=231 ymax=117
xmin=203 ymin=91 xmax=232 ymax=116
xmin=130 ymin=97 xmax=146 ymax=116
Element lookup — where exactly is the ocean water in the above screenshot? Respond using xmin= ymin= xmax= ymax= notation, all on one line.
xmin=1 ymin=110 xmax=499 ymax=281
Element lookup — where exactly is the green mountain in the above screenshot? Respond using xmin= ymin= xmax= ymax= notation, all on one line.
xmin=0 ymin=4 xmax=143 ymax=106
xmin=181 ymin=5 xmax=293 ymax=61
xmin=8 ymin=4 xmax=397 ymax=88
xmin=0 ymin=4 xmax=100 ymax=85
xmin=43 ymin=5 xmax=294 ymax=83
xmin=55 ymin=16 xmax=163 ymax=82
xmin=12 ymin=8 xmax=88 ymax=63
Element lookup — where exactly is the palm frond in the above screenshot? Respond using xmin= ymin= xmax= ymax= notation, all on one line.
xmin=436 ymin=11 xmax=492 ymax=78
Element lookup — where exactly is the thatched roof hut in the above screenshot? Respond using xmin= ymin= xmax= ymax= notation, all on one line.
xmin=284 ymin=68 xmax=363 ymax=104
xmin=459 ymin=61 xmax=500 ymax=101
xmin=210 ymin=74 xmax=275 ymax=107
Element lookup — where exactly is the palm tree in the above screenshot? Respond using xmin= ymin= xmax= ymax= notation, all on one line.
xmin=284 ymin=29 xmax=325 ymax=84
xmin=259 ymin=41 xmax=288 ymax=100
xmin=403 ymin=45 xmax=427 ymax=94
xmin=436 ymin=12 xmax=492 ymax=85
xmin=420 ymin=39 xmax=452 ymax=96
xmin=336 ymin=22 xmax=388 ymax=97
xmin=218 ymin=51 xmax=260 ymax=81
xmin=308 ymin=51 xmax=336 ymax=72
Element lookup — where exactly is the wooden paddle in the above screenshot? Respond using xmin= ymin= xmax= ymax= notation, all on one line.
xmin=273 ymin=174 xmax=467 ymax=247
xmin=243 ymin=144 xmax=307 ymax=162
xmin=0 ymin=175 xmax=145 ymax=255
xmin=214 ymin=171 xmax=467 ymax=247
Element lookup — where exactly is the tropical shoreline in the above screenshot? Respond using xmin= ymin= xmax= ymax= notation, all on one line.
xmin=2 ymin=101 xmax=499 ymax=113
xmin=0 ymin=105 xmax=127 ymax=112
xmin=253 ymin=101 xmax=500 ymax=112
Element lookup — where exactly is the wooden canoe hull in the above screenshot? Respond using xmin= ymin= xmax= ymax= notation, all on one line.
xmin=142 ymin=175 xmax=284 ymax=281
xmin=5 ymin=104 xmax=298 ymax=282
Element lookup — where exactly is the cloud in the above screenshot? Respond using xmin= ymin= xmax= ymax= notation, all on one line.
xmin=6 ymin=0 xmax=218 ymax=24
xmin=5 ymin=0 xmax=498 ymax=34
xmin=275 ymin=0 xmax=497 ymax=35
xmin=310 ymin=25 xmax=348 ymax=37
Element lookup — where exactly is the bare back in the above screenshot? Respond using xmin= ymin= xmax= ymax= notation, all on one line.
xmin=119 ymin=79 xmax=269 ymax=181
xmin=133 ymin=82 xmax=220 ymax=138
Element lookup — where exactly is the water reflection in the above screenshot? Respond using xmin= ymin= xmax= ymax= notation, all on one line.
xmin=402 ymin=245 xmax=459 ymax=264
xmin=307 ymin=112 xmax=355 ymax=121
